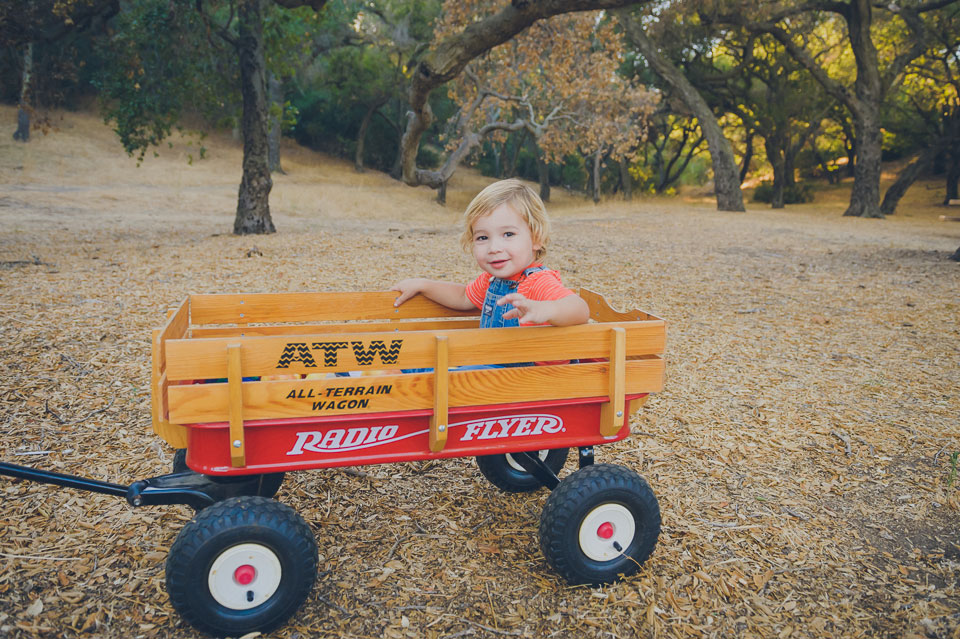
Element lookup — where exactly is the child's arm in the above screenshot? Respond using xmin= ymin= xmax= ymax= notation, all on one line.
xmin=498 ymin=292 xmax=590 ymax=326
xmin=391 ymin=278 xmax=476 ymax=311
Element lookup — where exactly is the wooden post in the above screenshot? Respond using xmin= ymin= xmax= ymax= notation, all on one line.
xmin=227 ymin=343 xmax=246 ymax=467
xmin=430 ymin=335 xmax=449 ymax=452
xmin=599 ymin=327 xmax=626 ymax=436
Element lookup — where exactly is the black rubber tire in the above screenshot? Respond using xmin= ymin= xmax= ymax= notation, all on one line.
xmin=172 ymin=448 xmax=285 ymax=498
xmin=539 ymin=463 xmax=660 ymax=585
xmin=165 ymin=496 xmax=318 ymax=637
xmin=476 ymin=448 xmax=569 ymax=492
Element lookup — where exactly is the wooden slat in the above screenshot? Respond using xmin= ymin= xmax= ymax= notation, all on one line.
xmin=430 ymin=336 xmax=449 ymax=452
xmin=151 ymin=372 xmax=188 ymax=448
xmin=164 ymin=321 xmax=666 ymax=381
xmin=151 ymin=299 xmax=190 ymax=448
xmin=579 ymin=288 xmax=658 ymax=322
xmin=227 ymin=344 xmax=246 ymax=467
xmin=151 ymin=328 xmax=162 ymax=427
xmin=155 ymin=299 xmax=189 ymax=375
xmin=600 ymin=327 xmax=627 ymax=436
xmin=191 ymin=318 xmax=480 ymax=339
xmin=189 ymin=291 xmax=478 ymax=326
xmin=167 ymin=357 xmax=664 ymax=424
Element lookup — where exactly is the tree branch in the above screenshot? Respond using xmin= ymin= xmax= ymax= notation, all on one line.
xmin=400 ymin=0 xmax=650 ymax=187
xmin=196 ymin=0 xmax=239 ymax=48
xmin=715 ymin=13 xmax=862 ymax=118
xmin=273 ymin=0 xmax=329 ymax=10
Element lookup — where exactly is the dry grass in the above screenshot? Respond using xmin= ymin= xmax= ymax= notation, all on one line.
xmin=1 ymin=105 xmax=958 ymax=639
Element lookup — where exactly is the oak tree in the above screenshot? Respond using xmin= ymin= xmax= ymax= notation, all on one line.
xmin=709 ymin=0 xmax=960 ymax=217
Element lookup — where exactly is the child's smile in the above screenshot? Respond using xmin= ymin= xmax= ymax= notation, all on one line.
xmin=471 ymin=203 xmax=542 ymax=278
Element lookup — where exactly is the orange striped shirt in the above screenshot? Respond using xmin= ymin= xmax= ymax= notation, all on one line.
xmin=465 ymin=265 xmax=574 ymax=327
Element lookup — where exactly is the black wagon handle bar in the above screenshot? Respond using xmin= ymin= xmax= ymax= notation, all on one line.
xmin=0 ymin=461 xmax=129 ymax=498
xmin=0 ymin=461 xmax=263 ymax=510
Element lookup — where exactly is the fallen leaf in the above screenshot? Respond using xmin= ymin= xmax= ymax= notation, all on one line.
xmin=25 ymin=599 xmax=43 ymax=617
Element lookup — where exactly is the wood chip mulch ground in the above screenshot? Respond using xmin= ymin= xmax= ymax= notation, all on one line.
xmin=1 ymin=107 xmax=958 ymax=639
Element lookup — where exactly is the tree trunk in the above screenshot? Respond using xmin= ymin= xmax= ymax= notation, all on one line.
xmin=526 ymin=135 xmax=550 ymax=202
xmin=267 ymin=71 xmax=284 ymax=174
xmin=784 ymin=147 xmax=796 ymax=188
xmin=879 ymin=146 xmax=939 ymax=215
xmin=437 ymin=178 xmax=448 ymax=205
xmin=621 ymin=15 xmax=745 ymax=211
xmin=592 ymin=149 xmax=602 ymax=203
xmin=945 ymin=152 xmax=960 ymax=205
xmin=491 ymin=142 xmax=502 ymax=178
xmin=843 ymin=111 xmax=883 ymax=217
xmin=233 ymin=0 xmax=275 ymax=235
xmin=842 ymin=0 xmax=884 ymax=218
xmin=653 ymin=139 xmax=666 ymax=192
xmin=538 ymin=159 xmax=551 ymax=202
xmin=620 ymin=156 xmax=632 ymax=201
xmin=839 ymin=117 xmax=857 ymax=178
xmin=505 ymin=129 xmax=526 ymax=178
xmin=765 ymin=137 xmax=786 ymax=209
xmin=13 ymin=42 xmax=33 ymax=142
xmin=739 ymin=130 xmax=754 ymax=184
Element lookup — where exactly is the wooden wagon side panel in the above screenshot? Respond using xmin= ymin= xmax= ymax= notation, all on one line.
xmin=190 ymin=318 xmax=480 ymax=339
xmin=188 ymin=291 xmax=477 ymax=326
xmin=163 ymin=321 xmax=666 ymax=381
xmin=579 ymin=288 xmax=657 ymax=322
xmin=166 ymin=357 xmax=664 ymax=424
xmin=151 ymin=299 xmax=190 ymax=448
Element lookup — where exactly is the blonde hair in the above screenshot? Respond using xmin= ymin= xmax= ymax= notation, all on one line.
xmin=459 ymin=179 xmax=551 ymax=261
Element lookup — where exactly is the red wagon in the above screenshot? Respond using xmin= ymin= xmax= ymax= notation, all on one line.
xmin=1 ymin=289 xmax=666 ymax=637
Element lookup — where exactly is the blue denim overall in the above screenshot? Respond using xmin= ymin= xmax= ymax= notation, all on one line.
xmin=472 ymin=266 xmax=546 ymax=368
xmin=402 ymin=267 xmax=546 ymax=373
xmin=480 ymin=266 xmax=547 ymax=328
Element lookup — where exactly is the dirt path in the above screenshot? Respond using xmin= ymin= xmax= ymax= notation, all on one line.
xmin=1 ymin=106 xmax=958 ymax=639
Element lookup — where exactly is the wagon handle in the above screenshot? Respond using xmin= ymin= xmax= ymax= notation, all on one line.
xmin=227 ymin=343 xmax=247 ymax=467
xmin=599 ymin=327 xmax=626 ymax=437
xmin=430 ymin=335 xmax=449 ymax=453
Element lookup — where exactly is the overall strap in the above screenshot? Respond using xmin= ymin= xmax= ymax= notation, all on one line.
xmin=521 ymin=265 xmax=547 ymax=279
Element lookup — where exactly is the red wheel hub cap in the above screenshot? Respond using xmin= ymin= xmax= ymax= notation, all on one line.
xmin=597 ymin=522 xmax=614 ymax=539
xmin=234 ymin=564 xmax=256 ymax=585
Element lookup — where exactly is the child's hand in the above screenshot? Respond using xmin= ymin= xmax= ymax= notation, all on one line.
xmin=498 ymin=293 xmax=551 ymax=325
xmin=391 ymin=278 xmax=426 ymax=306
xmin=498 ymin=292 xmax=590 ymax=326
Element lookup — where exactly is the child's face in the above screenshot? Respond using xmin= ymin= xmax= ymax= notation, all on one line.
xmin=470 ymin=203 xmax=542 ymax=278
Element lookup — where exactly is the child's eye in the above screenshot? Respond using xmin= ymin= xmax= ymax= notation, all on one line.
xmin=474 ymin=235 xmax=488 ymax=242
xmin=504 ymin=232 xmax=515 ymax=238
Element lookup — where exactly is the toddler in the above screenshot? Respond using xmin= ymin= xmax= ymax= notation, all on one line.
xmin=392 ymin=179 xmax=589 ymax=328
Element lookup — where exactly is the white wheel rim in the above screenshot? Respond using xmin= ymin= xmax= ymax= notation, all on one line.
xmin=505 ymin=450 xmax=549 ymax=472
xmin=208 ymin=543 xmax=282 ymax=610
xmin=578 ymin=504 xmax=635 ymax=562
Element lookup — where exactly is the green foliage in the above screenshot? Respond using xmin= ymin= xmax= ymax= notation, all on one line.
xmin=561 ymin=154 xmax=588 ymax=191
xmin=92 ymin=0 xmax=235 ymax=163
xmin=752 ymin=181 xmax=815 ymax=204
xmin=416 ymin=144 xmax=442 ymax=169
